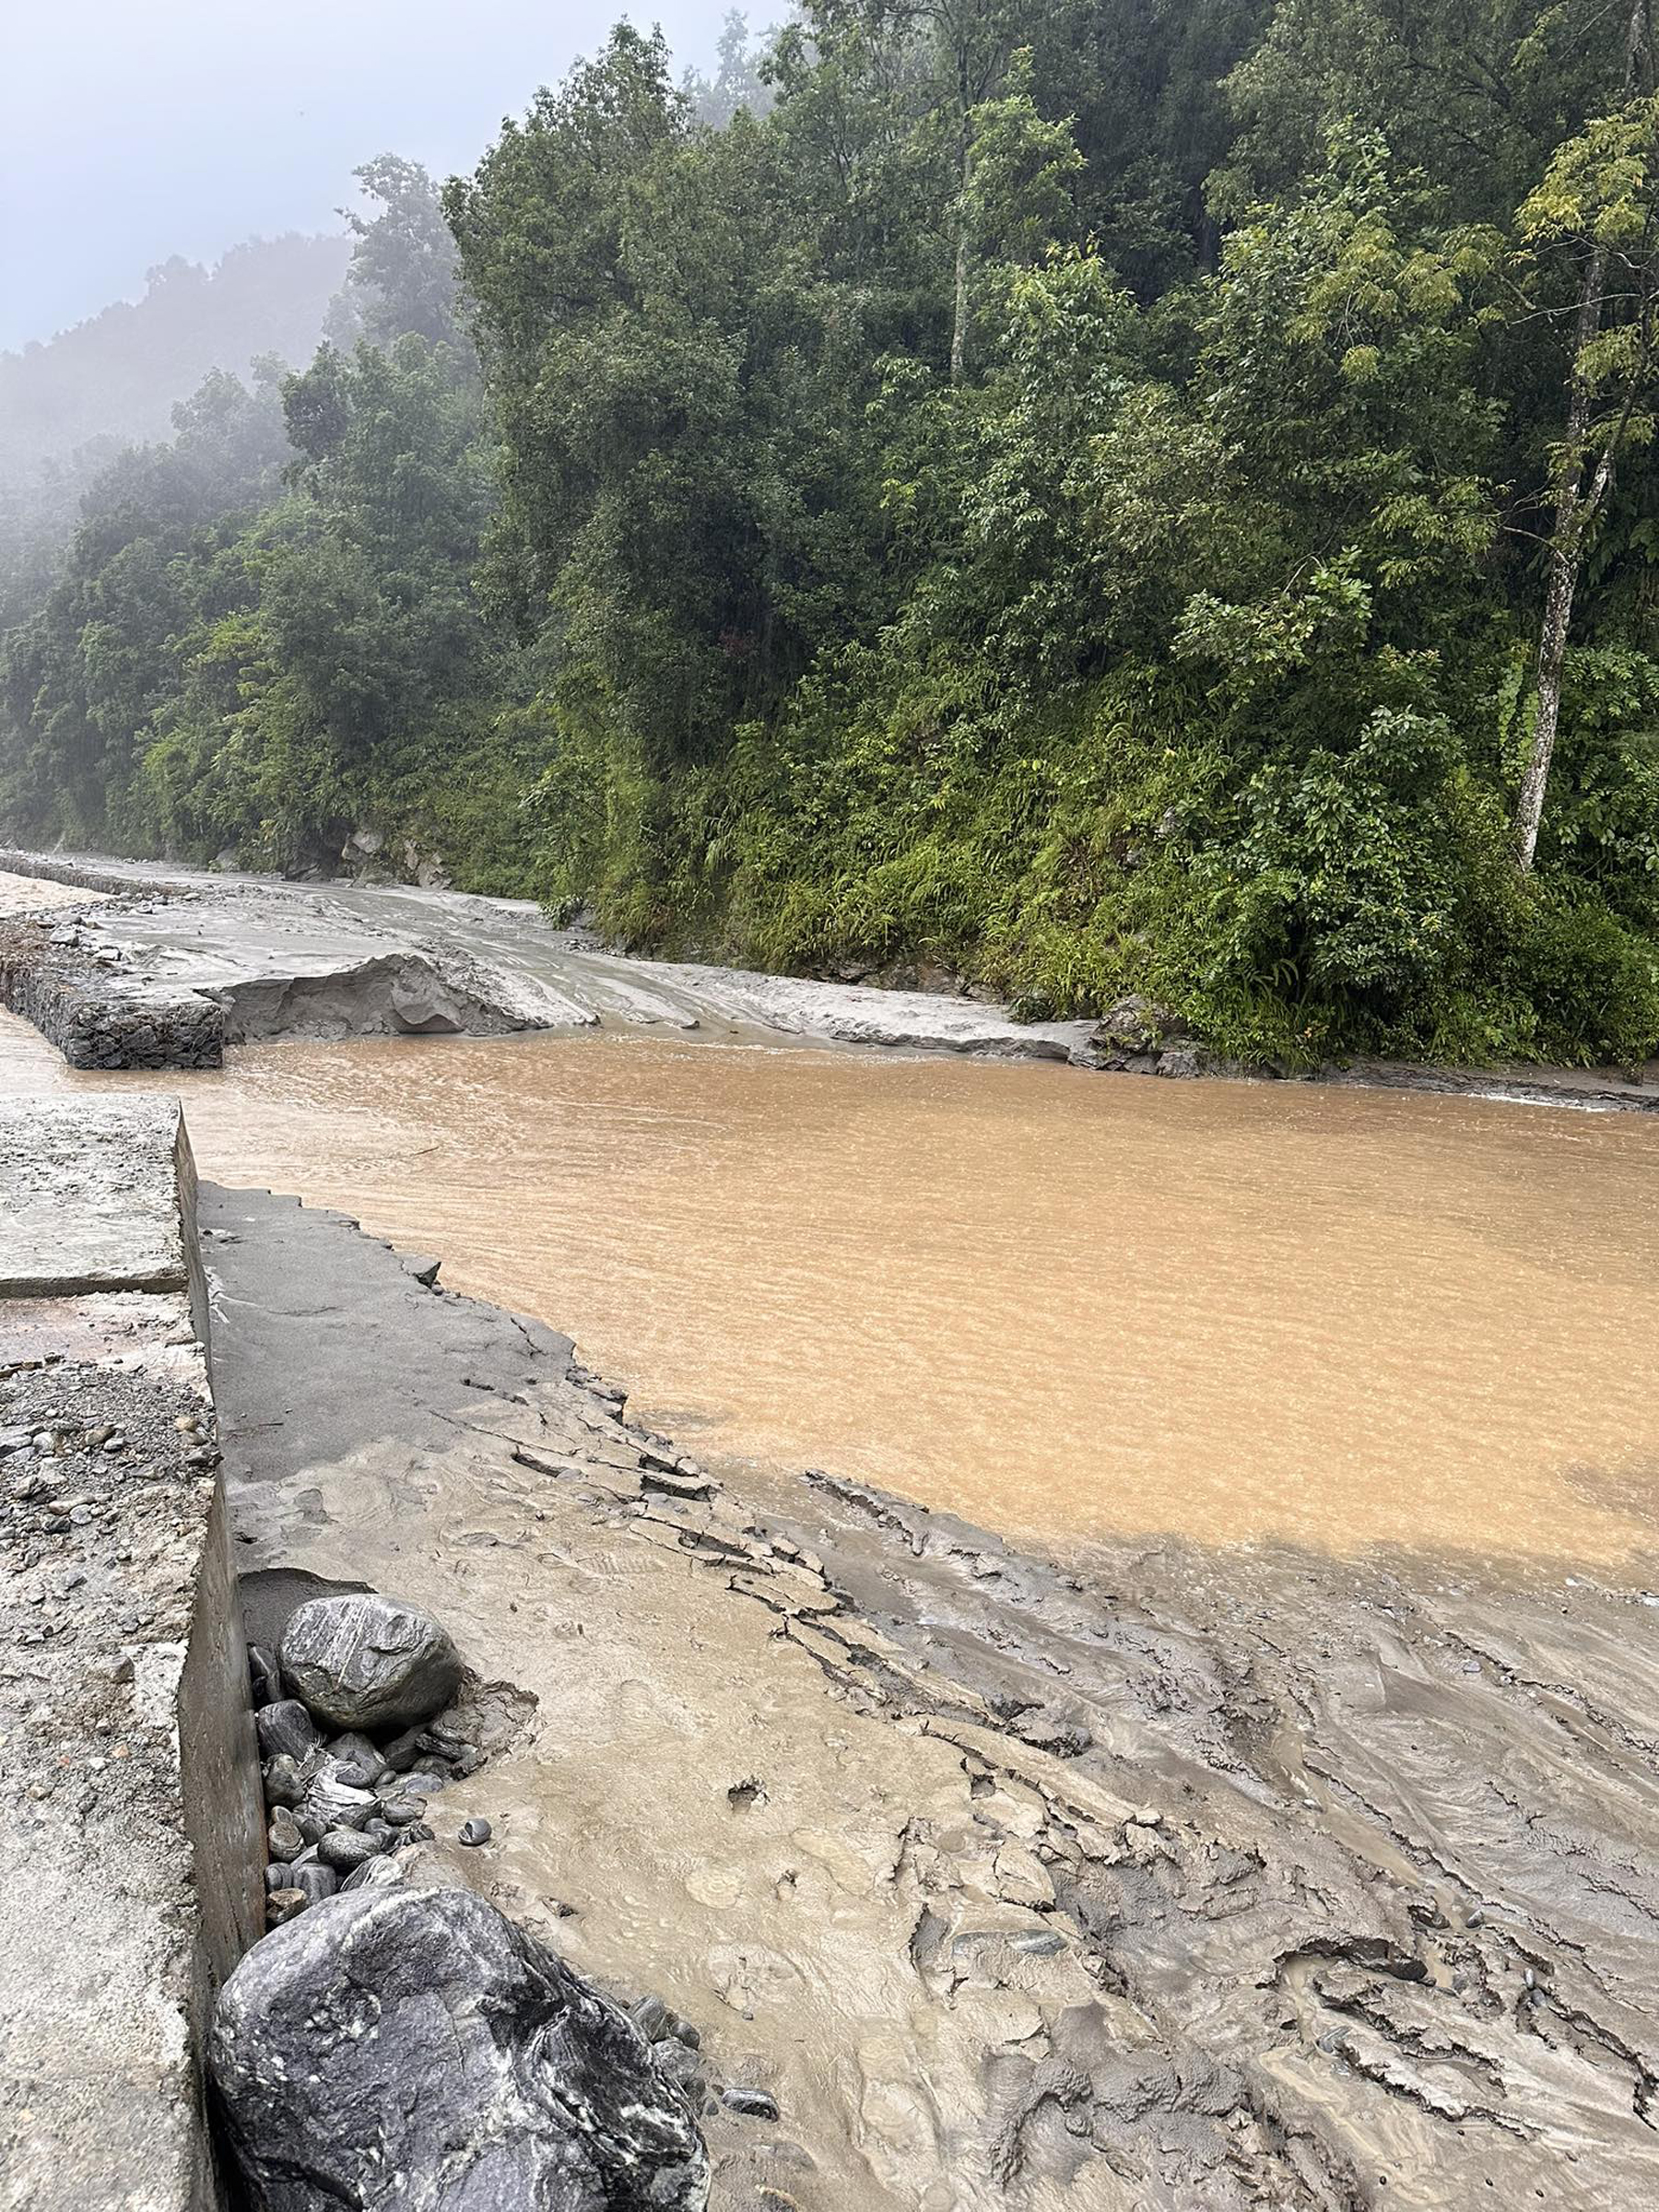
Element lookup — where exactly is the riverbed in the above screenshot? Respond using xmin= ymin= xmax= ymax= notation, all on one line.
xmin=3 ymin=1007 xmax=1655 ymax=1567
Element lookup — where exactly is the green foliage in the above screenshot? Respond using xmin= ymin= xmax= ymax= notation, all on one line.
xmin=6 ymin=1 xmax=1659 ymax=1067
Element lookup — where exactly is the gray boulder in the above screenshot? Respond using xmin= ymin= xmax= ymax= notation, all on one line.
xmin=1088 ymin=994 xmax=1192 ymax=1057
xmin=280 ymin=1593 xmax=463 ymax=1732
xmin=209 ymin=1886 xmax=710 ymax=2212
xmin=254 ymin=1699 xmax=322 ymax=1762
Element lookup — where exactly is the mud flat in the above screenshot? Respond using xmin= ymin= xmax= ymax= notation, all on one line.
xmin=0 ymin=1100 xmax=262 ymax=2212
xmin=0 ymin=856 xmax=1096 ymax=1064
xmin=6 ymin=850 xmax=1659 ymax=1106
xmin=206 ymin=1180 xmax=1659 ymax=2210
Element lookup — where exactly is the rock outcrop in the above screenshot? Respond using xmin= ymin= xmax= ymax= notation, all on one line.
xmin=209 ymin=1886 xmax=711 ymax=2212
xmin=1079 ymin=993 xmax=1208 ymax=1077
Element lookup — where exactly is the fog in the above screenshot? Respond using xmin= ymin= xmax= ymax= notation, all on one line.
xmin=0 ymin=0 xmax=735 ymax=353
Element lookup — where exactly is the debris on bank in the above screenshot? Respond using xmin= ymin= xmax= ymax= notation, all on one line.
xmin=216 ymin=1594 xmax=711 ymax=2211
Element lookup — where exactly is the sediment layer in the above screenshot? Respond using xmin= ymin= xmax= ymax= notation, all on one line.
xmin=0 ymin=853 xmax=1100 ymax=1065
xmin=206 ymin=1180 xmax=1659 ymax=2211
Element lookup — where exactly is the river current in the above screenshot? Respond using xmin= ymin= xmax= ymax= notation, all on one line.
xmin=5 ymin=1005 xmax=1657 ymax=1565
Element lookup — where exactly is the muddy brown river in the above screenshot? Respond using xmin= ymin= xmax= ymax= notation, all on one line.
xmin=5 ymin=1008 xmax=1656 ymax=1567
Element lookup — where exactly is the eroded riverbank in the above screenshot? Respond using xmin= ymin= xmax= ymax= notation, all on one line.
xmin=205 ymin=1181 xmax=1659 ymax=2210
xmin=4 ymin=850 xmax=1658 ymax=2204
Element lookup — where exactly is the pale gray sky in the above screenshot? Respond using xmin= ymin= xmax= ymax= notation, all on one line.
xmin=0 ymin=0 xmax=733 ymax=352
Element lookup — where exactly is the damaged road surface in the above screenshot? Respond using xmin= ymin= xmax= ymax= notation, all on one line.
xmin=203 ymin=1182 xmax=1659 ymax=2211
xmin=0 ymin=856 xmax=1097 ymax=1064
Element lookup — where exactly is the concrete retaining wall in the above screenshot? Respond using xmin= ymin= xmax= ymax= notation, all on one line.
xmin=0 ymin=851 xmax=179 ymax=900
xmin=0 ymin=1100 xmax=264 ymax=2211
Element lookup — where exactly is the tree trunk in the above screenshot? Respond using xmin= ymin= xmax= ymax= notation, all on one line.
xmin=950 ymin=223 xmax=969 ymax=385
xmin=950 ymin=113 xmax=971 ymax=386
xmin=1514 ymin=538 xmax=1579 ymax=870
xmin=1513 ymin=272 xmax=1599 ymax=871
xmin=1513 ymin=0 xmax=1652 ymax=869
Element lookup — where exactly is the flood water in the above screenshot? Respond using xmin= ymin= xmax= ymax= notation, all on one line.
xmin=5 ymin=1010 xmax=1657 ymax=1565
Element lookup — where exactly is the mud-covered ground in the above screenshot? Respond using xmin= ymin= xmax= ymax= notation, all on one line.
xmin=0 ymin=860 xmax=1094 ymax=1062
xmin=204 ymin=1182 xmax=1659 ymax=2211
xmin=8 ymin=852 xmax=1659 ymax=1102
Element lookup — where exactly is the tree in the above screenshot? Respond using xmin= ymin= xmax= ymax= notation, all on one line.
xmin=684 ymin=10 xmax=775 ymax=125
xmin=1512 ymin=11 xmax=1658 ymax=867
xmin=339 ymin=156 xmax=464 ymax=352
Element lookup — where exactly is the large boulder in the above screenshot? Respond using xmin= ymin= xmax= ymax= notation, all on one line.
xmin=209 ymin=1887 xmax=710 ymax=2212
xmin=279 ymin=1593 xmax=463 ymax=1733
xmin=1088 ymin=994 xmax=1192 ymax=1057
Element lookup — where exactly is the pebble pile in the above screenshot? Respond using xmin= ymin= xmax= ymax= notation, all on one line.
xmin=248 ymin=1592 xmax=488 ymax=1928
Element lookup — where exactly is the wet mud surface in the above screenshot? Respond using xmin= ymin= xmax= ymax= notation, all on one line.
xmin=204 ymin=1182 xmax=1659 ymax=2210
xmin=0 ymin=861 xmax=1092 ymax=1062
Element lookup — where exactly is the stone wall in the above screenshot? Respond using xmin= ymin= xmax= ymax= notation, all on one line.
xmin=0 ymin=1100 xmax=265 ymax=2211
xmin=0 ymin=849 xmax=176 ymax=899
xmin=0 ymin=918 xmax=222 ymax=1069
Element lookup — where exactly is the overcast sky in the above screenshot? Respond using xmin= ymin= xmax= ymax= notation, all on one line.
xmin=0 ymin=0 xmax=733 ymax=353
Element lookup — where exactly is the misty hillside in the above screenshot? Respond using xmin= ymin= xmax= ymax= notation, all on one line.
xmin=5 ymin=5 xmax=1659 ymax=1074
xmin=0 ymin=233 xmax=350 ymax=477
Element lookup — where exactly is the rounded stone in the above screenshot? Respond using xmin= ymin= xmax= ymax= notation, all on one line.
xmin=290 ymin=1863 xmax=339 ymax=1906
xmin=254 ymin=1699 xmax=323 ymax=1764
xmin=262 ymin=1753 xmax=306 ymax=1809
xmin=318 ymin=1827 xmax=387 ymax=1873
xmin=721 ymin=2085 xmax=780 ymax=2122
xmin=279 ymin=1594 xmax=463 ymax=1734
xmin=266 ymin=1807 xmax=304 ymax=1860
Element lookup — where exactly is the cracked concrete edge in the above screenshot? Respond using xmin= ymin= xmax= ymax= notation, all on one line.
xmin=0 ymin=1098 xmax=203 ymax=1312
xmin=0 ymin=1100 xmax=263 ymax=2211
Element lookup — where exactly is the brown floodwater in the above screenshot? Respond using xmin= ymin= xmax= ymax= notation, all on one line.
xmin=4 ymin=1010 xmax=1657 ymax=1564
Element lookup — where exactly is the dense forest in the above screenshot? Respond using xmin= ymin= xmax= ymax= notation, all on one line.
xmin=4 ymin=0 xmax=1659 ymax=1068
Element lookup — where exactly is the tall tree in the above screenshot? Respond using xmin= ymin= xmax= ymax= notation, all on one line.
xmin=1512 ymin=3 xmax=1657 ymax=867
xmin=339 ymin=156 xmax=465 ymax=352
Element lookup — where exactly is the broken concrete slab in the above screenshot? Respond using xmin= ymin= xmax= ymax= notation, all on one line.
xmin=0 ymin=1098 xmax=205 ymax=1308
xmin=0 ymin=1100 xmax=263 ymax=2212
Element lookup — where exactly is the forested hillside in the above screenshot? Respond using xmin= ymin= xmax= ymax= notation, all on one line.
xmin=5 ymin=0 xmax=1659 ymax=1067
xmin=0 ymin=234 xmax=351 ymax=477
xmin=0 ymin=232 xmax=351 ymax=654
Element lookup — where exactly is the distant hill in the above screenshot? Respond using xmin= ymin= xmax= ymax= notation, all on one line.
xmin=0 ymin=232 xmax=351 ymax=477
